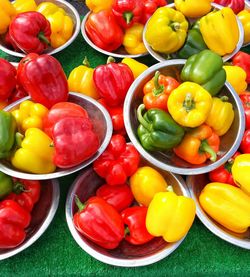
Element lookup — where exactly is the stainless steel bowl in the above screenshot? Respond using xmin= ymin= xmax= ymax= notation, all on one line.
xmin=0 ymin=178 xmax=60 ymax=260
xmin=65 ymin=161 xmax=190 ymax=267
xmin=143 ymin=3 xmax=244 ymax=62
xmin=1 ymin=92 xmax=112 ymax=180
xmin=186 ymin=174 xmax=250 ymax=249
xmin=0 ymin=0 xmax=81 ymax=58
xmin=81 ymin=11 xmax=148 ymax=59
xmin=124 ymin=60 xmax=245 ymax=175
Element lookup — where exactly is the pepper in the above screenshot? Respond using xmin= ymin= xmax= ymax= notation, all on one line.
xmin=223 ymin=65 xmax=247 ymax=94
xmin=17 ymin=53 xmax=68 ymax=109
xmin=232 ymin=154 xmax=250 ymax=196
xmin=140 ymin=0 xmax=167 ymax=24
xmin=143 ymin=71 xmax=180 ymax=111
xmin=180 ymin=50 xmax=226 ymax=96
xmin=9 ymin=11 xmax=51 ymax=54
xmin=121 ymin=58 xmax=148 ymax=79
xmin=129 ymin=166 xmax=168 ymax=206
xmin=145 ymin=7 xmax=188 ymax=54
xmin=237 ymin=9 xmax=250 ymax=45
xmin=0 ymin=200 xmax=31 ymax=248
xmin=232 ymin=51 xmax=250 ymax=84
xmin=0 ymin=0 xmax=16 ymax=35
xmin=214 ymin=0 xmax=245 ymax=14
xmin=174 ymin=0 xmax=212 ymax=18
xmin=239 ymin=91 xmax=250 ymax=130
xmin=13 ymin=0 xmax=37 ymax=13
xmin=240 ymin=130 xmax=250 ymax=154
xmin=121 ymin=206 xmax=154 ymax=245
xmin=67 ymin=57 xmax=99 ymax=100
xmin=93 ymin=57 xmax=134 ymax=107
xmin=137 ymin=104 xmax=185 ymax=151
xmin=205 ymin=96 xmax=234 ymax=136
xmin=0 ymin=172 xmax=13 ymax=200
xmin=199 ymin=182 xmax=250 ymax=233
xmin=85 ymin=10 xmax=124 ymax=52
xmin=122 ymin=23 xmax=147 ymax=55
xmin=93 ymin=134 xmax=140 ymax=186
xmin=146 ymin=188 xmax=196 ymax=242
xmin=96 ymin=183 xmax=134 ymax=212
xmin=11 ymin=128 xmax=56 ymax=174
xmin=173 ymin=124 xmax=220 ymax=165
xmin=86 ymin=0 xmax=114 ymax=13
xmin=73 ymin=196 xmax=124 ymax=249
xmin=199 ymin=7 xmax=239 ymax=56
xmin=0 ymin=110 xmax=17 ymax=159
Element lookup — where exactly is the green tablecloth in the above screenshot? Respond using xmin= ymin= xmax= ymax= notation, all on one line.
xmin=1 ymin=13 xmax=250 ymax=277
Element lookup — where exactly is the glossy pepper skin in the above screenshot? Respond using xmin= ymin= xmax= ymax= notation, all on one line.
xmin=174 ymin=124 xmax=220 ymax=165
xmin=73 ymin=196 xmax=124 ymax=249
xmin=0 ymin=0 xmax=16 ymax=35
xmin=0 ymin=172 xmax=13 ymax=200
xmin=174 ymin=0 xmax=212 ymax=18
xmin=137 ymin=104 xmax=185 ymax=151
xmin=240 ymin=130 xmax=250 ymax=154
xmin=140 ymin=0 xmax=167 ymax=24
xmin=237 ymin=10 xmax=250 ymax=45
xmin=214 ymin=0 xmax=245 ymax=14
xmin=93 ymin=134 xmax=140 ymax=186
xmin=0 ymin=200 xmax=31 ymax=248
xmin=86 ymin=0 xmax=114 ymax=13
xmin=85 ymin=10 xmax=124 ymax=52
xmin=9 ymin=12 xmax=51 ymax=54
xmin=121 ymin=206 xmax=154 ymax=245
xmin=93 ymin=57 xmax=134 ymax=107
xmin=13 ymin=0 xmax=37 ymax=13
xmin=146 ymin=189 xmax=196 ymax=242
xmin=181 ymin=50 xmax=226 ymax=96
xmin=223 ymin=65 xmax=247 ymax=94
xmin=232 ymin=51 xmax=250 ymax=84
xmin=17 ymin=53 xmax=68 ymax=109
xmin=121 ymin=58 xmax=148 ymax=79
xmin=145 ymin=7 xmax=188 ymax=54
xmin=239 ymin=92 xmax=250 ymax=130
xmin=199 ymin=182 xmax=250 ymax=233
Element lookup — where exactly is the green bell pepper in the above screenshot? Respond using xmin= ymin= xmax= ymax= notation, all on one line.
xmin=180 ymin=49 xmax=226 ymax=96
xmin=136 ymin=104 xmax=185 ymax=151
xmin=0 ymin=110 xmax=17 ymax=159
xmin=0 ymin=171 xmax=13 ymax=199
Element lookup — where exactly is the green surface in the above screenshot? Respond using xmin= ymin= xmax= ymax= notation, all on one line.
xmin=1 ymin=20 xmax=250 ymax=277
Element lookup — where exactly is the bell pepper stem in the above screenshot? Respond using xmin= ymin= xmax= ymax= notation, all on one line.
xmin=200 ymin=140 xmax=217 ymax=162
xmin=170 ymin=22 xmax=180 ymax=32
xmin=124 ymin=226 xmax=130 ymax=236
xmin=107 ymin=56 xmax=116 ymax=64
xmin=167 ymin=186 xmax=174 ymax=192
xmin=13 ymin=182 xmax=30 ymax=194
xmin=220 ymin=96 xmax=229 ymax=102
xmin=123 ymin=12 xmax=133 ymax=24
xmin=15 ymin=132 xmax=24 ymax=148
xmin=82 ymin=56 xmax=90 ymax=67
xmin=153 ymin=71 xmax=164 ymax=96
xmin=75 ymin=195 xmax=86 ymax=212
xmin=183 ymin=93 xmax=195 ymax=112
xmin=38 ymin=32 xmax=50 ymax=46
xmin=224 ymin=159 xmax=234 ymax=172
xmin=137 ymin=104 xmax=151 ymax=131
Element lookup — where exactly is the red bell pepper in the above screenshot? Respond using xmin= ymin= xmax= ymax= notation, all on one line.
xmin=9 ymin=11 xmax=51 ymax=54
xmin=213 ymin=0 xmax=245 ymax=14
xmin=232 ymin=52 xmax=250 ymax=84
xmin=240 ymin=129 xmax=250 ymax=154
xmin=93 ymin=134 xmax=140 ymax=185
xmin=52 ymin=117 xmax=100 ymax=168
xmin=239 ymin=91 xmax=250 ymax=130
xmin=73 ymin=196 xmax=124 ymax=249
xmin=93 ymin=57 xmax=134 ymax=107
xmin=141 ymin=0 xmax=167 ymax=24
xmin=96 ymin=183 xmax=134 ymax=212
xmin=85 ymin=10 xmax=124 ymax=52
xmin=17 ymin=53 xmax=68 ymax=109
xmin=0 ymin=200 xmax=31 ymax=249
xmin=121 ymin=206 xmax=154 ymax=245
xmin=112 ymin=0 xmax=144 ymax=29
xmin=0 ymin=58 xmax=17 ymax=101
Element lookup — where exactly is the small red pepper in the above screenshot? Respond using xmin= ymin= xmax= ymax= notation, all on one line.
xmin=240 ymin=129 xmax=250 ymax=154
xmin=73 ymin=196 xmax=124 ymax=249
xmin=141 ymin=0 xmax=167 ymax=24
xmin=232 ymin=51 xmax=250 ymax=84
xmin=239 ymin=91 xmax=250 ymax=130
xmin=214 ymin=0 xmax=245 ymax=14
xmin=9 ymin=11 xmax=51 ymax=54
xmin=93 ymin=134 xmax=140 ymax=186
xmin=0 ymin=200 xmax=31 ymax=249
xmin=121 ymin=206 xmax=154 ymax=245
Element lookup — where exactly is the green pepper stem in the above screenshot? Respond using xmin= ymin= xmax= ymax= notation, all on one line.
xmin=167 ymin=186 xmax=174 ymax=192
xmin=153 ymin=71 xmax=164 ymax=96
xmin=169 ymin=22 xmax=180 ymax=32
xmin=123 ymin=12 xmax=133 ymax=24
xmin=183 ymin=93 xmax=195 ymax=112
xmin=137 ymin=104 xmax=151 ymax=131
xmin=200 ymin=140 xmax=217 ymax=162
xmin=124 ymin=226 xmax=130 ymax=236
xmin=82 ymin=56 xmax=90 ymax=67
xmin=38 ymin=32 xmax=50 ymax=46
xmin=15 ymin=132 xmax=24 ymax=148
xmin=75 ymin=196 xmax=86 ymax=212
xmin=220 ymin=96 xmax=229 ymax=102
xmin=224 ymin=159 xmax=233 ymax=172
xmin=13 ymin=182 xmax=30 ymax=195
xmin=107 ymin=56 xmax=115 ymax=64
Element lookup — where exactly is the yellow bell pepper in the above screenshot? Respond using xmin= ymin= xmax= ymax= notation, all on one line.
xmin=205 ymin=96 xmax=234 ymax=136
xmin=11 ymin=100 xmax=48 ymax=133
xmin=37 ymin=2 xmax=74 ymax=48
xmin=11 ymin=128 xmax=56 ymax=174
xmin=122 ymin=23 xmax=147 ymax=55
xmin=199 ymin=182 xmax=250 ymax=233
xmin=174 ymin=0 xmax=212 ymax=18
xmin=67 ymin=57 xmax=99 ymax=100
xmin=238 ymin=10 xmax=250 ymax=45
xmin=167 ymin=81 xmax=212 ymax=128
xmin=86 ymin=0 xmax=114 ymax=13
xmin=199 ymin=7 xmax=239 ymax=56
xmin=121 ymin=58 xmax=148 ymax=79
xmin=12 ymin=0 xmax=37 ymax=14
xmin=146 ymin=188 xmax=196 ymax=242
xmin=232 ymin=154 xmax=250 ymax=196
xmin=145 ymin=7 xmax=188 ymax=54
xmin=223 ymin=65 xmax=247 ymax=94
xmin=129 ymin=166 xmax=168 ymax=207
xmin=0 ymin=0 xmax=16 ymax=35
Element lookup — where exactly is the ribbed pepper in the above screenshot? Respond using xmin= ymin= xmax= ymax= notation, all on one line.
xmin=223 ymin=65 xmax=247 ymax=94
xmin=0 ymin=0 xmax=16 ymax=35
xmin=174 ymin=0 xmax=212 ymax=18
xmin=13 ymin=0 xmax=37 ymax=13
xmin=121 ymin=58 xmax=148 ymax=79
xmin=237 ymin=10 xmax=250 ymax=45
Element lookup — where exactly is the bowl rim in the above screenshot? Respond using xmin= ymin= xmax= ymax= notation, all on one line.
xmin=2 ymin=92 xmax=113 ymax=180
xmin=0 ymin=178 xmax=60 ymax=260
xmin=65 ymin=167 xmax=190 ymax=267
xmin=186 ymin=175 xmax=250 ymax=249
xmin=0 ymin=0 xmax=81 ymax=58
xmin=123 ymin=59 xmax=246 ymax=175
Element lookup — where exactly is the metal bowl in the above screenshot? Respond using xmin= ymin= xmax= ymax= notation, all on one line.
xmin=1 ymin=92 xmax=112 ymax=180
xmin=143 ymin=3 xmax=244 ymax=62
xmin=65 ymin=160 xmax=190 ymax=267
xmin=124 ymin=60 xmax=245 ymax=175
xmin=0 ymin=178 xmax=60 ymax=260
xmin=0 ymin=0 xmax=81 ymax=58
xmin=186 ymin=174 xmax=250 ymax=249
xmin=81 ymin=11 xmax=148 ymax=59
